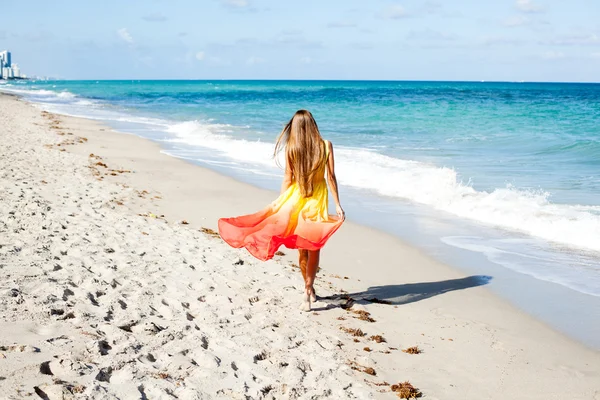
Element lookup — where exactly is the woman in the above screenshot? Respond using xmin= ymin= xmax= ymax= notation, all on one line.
xmin=218 ymin=110 xmax=345 ymax=311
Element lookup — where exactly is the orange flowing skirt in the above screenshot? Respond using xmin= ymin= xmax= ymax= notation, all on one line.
xmin=218 ymin=181 xmax=344 ymax=261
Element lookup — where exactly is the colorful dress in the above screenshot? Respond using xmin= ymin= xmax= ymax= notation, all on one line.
xmin=218 ymin=140 xmax=344 ymax=261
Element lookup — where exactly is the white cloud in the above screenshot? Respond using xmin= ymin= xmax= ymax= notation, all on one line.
xmin=222 ymin=0 xmax=249 ymax=8
xmin=246 ymin=56 xmax=265 ymax=65
xmin=191 ymin=50 xmax=229 ymax=66
xmin=542 ymin=33 xmax=600 ymax=46
xmin=481 ymin=36 xmax=524 ymax=46
xmin=542 ymin=51 xmax=565 ymax=60
xmin=275 ymin=33 xmax=324 ymax=49
xmin=208 ymin=56 xmax=231 ymax=67
xmin=300 ymin=56 xmax=312 ymax=64
xmin=142 ymin=13 xmax=167 ymax=22
xmin=351 ymin=42 xmax=374 ymax=50
xmin=422 ymin=1 xmax=442 ymax=15
xmin=117 ymin=28 xmax=133 ymax=44
xmin=504 ymin=15 xmax=530 ymax=27
xmin=327 ymin=21 xmax=358 ymax=29
xmin=516 ymin=0 xmax=543 ymax=13
xmin=407 ymin=29 xmax=457 ymax=41
xmin=382 ymin=5 xmax=409 ymax=19
xmin=281 ymin=29 xmax=302 ymax=35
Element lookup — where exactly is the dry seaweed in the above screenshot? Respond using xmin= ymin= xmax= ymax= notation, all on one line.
xmin=402 ymin=346 xmax=422 ymax=355
xmin=365 ymin=380 xmax=389 ymax=387
xmin=340 ymin=327 xmax=365 ymax=337
xmin=349 ymin=309 xmax=376 ymax=323
xmin=391 ymin=381 xmax=422 ymax=399
xmin=348 ymin=360 xmax=376 ymax=376
xmin=369 ymin=335 xmax=386 ymax=343
xmin=152 ymin=372 xmax=171 ymax=380
xmin=363 ymin=367 xmax=376 ymax=376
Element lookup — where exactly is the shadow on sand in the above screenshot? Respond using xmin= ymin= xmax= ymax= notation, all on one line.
xmin=317 ymin=275 xmax=493 ymax=310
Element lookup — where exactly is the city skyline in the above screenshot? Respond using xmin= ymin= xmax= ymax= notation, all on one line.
xmin=0 ymin=50 xmax=24 ymax=79
xmin=1 ymin=0 xmax=599 ymax=82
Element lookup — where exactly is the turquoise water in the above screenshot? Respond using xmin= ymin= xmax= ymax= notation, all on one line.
xmin=2 ymin=80 xmax=600 ymax=301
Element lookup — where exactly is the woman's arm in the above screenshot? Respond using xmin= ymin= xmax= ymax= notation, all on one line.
xmin=281 ymin=158 xmax=293 ymax=195
xmin=326 ymin=141 xmax=345 ymax=219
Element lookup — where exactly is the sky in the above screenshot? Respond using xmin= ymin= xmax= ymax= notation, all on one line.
xmin=1 ymin=0 xmax=599 ymax=81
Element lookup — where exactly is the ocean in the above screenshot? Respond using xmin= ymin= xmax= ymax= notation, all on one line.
xmin=2 ymin=80 xmax=599 ymax=346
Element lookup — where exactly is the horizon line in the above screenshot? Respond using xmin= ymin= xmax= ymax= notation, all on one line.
xmin=13 ymin=78 xmax=600 ymax=85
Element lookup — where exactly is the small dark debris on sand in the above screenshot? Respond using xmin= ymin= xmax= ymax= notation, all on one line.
xmin=200 ymin=227 xmax=220 ymax=238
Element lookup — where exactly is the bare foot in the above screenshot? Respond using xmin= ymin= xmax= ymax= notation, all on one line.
xmin=310 ymin=287 xmax=317 ymax=303
xmin=300 ymin=289 xmax=312 ymax=312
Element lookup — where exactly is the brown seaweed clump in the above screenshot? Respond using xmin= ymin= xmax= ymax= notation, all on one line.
xmin=370 ymin=335 xmax=386 ymax=343
xmin=340 ymin=327 xmax=365 ymax=337
xmin=391 ymin=381 xmax=422 ymax=399
xmin=348 ymin=360 xmax=376 ymax=376
xmin=402 ymin=346 xmax=422 ymax=355
xmin=349 ymin=309 xmax=376 ymax=323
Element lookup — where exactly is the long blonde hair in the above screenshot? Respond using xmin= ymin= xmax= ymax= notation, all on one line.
xmin=274 ymin=110 xmax=326 ymax=197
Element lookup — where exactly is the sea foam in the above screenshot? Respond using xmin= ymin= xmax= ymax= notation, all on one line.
xmin=166 ymin=120 xmax=600 ymax=254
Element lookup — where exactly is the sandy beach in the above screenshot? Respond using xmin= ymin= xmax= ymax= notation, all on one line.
xmin=1 ymin=92 xmax=599 ymax=399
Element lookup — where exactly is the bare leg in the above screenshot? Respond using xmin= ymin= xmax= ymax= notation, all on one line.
xmin=298 ymin=250 xmax=311 ymax=311
xmin=306 ymin=250 xmax=320 ymax=303
xmin=298 ymin=250 xmax=308 ymax=283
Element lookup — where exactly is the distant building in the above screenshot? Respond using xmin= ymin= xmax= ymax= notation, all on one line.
xmin=0 ymin=50 xmax=24 ymax=79
xmin=0 ymin=50 xmax=11 ymax=67
xmin=2 ymin=67 xmax=13 ymax=78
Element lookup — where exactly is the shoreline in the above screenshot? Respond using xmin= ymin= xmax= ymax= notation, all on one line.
xmin=1 ymin=92 xmax=599 ymax=398
xmin=22 ymin=81 xmax=600 ymax=349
